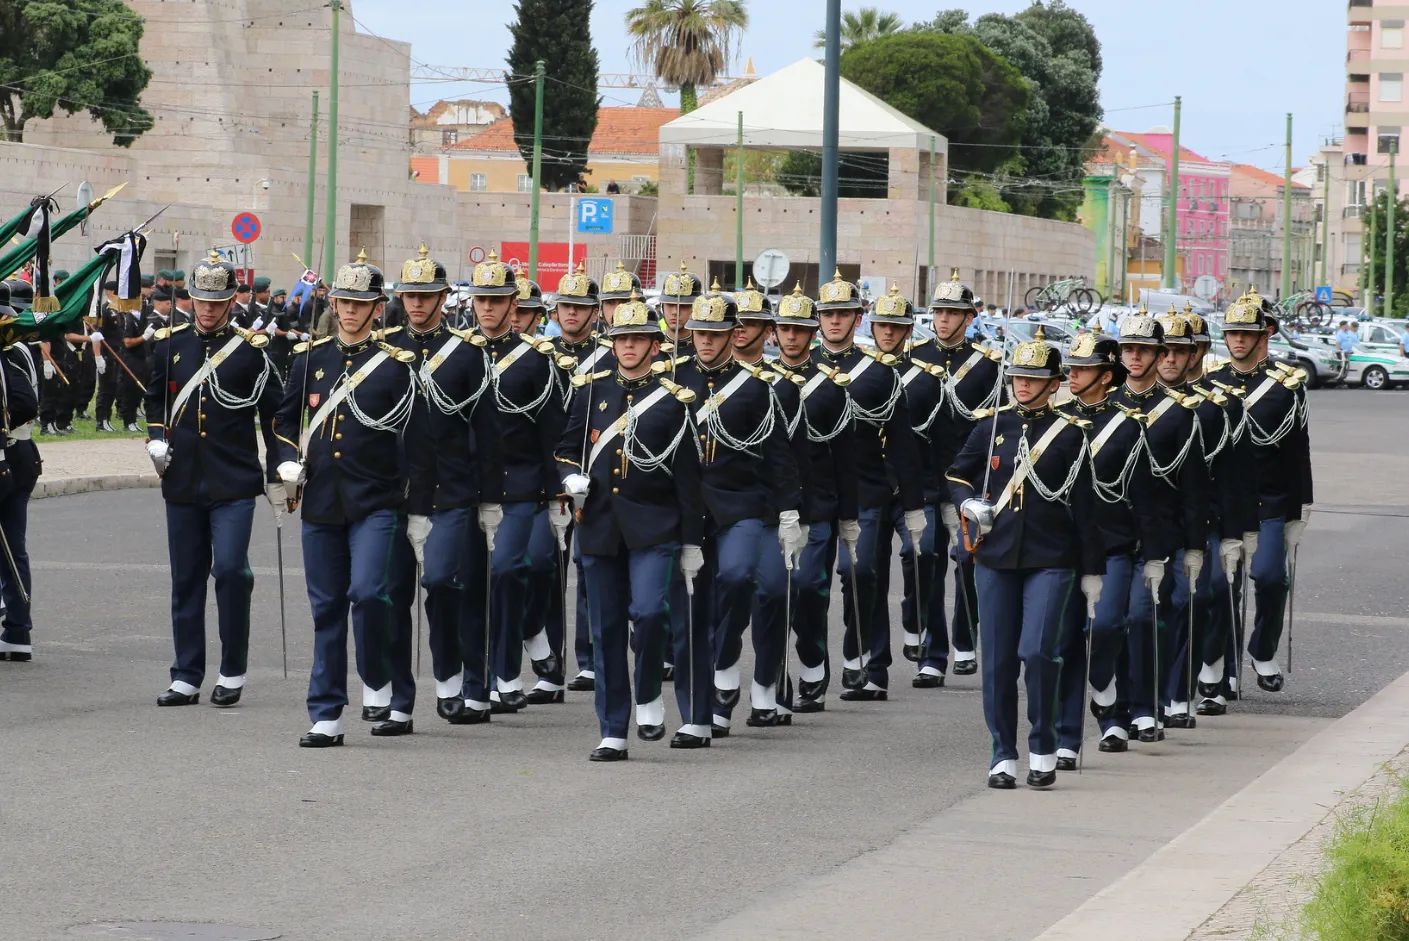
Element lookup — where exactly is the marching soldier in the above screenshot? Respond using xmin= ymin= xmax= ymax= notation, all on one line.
xmin=0 ymin=284 xmax=41 ymax=663
xmin=770 ymin=284 xmax=858 ymax=713
xmin=144 ymin=252 xmax=283 ymax=708
xmin=556 ymin=292 xmax=704 ymax=759
xmin=658 ymin=263 xmax=699 ymax=362
xmin=273 ymin=252 xmax=423 ymax=746
xmin=1206 ymin=291 xmax=1313 ymax=694
xmin=912 ymin=271 xmax=1001 ymax=683
xmin=671 ymin=282 xmax=802 ymax=739
xmin=382 ymin=244 xmax=504 ymax=728
xmin=813 ymin=271 xmax=924 ymax=702
xmin=598 ymin=260 xmax=642 ymax=328
xmin=949 ymin=338 xmax=1104 ymax=789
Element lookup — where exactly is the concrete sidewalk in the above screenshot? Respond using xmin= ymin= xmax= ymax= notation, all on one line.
xmin=31 ymin=437 xmax=156 ymax=497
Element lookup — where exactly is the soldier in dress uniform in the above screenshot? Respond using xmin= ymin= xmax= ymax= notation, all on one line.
xmin=813 ymin=271 xmax=925 ymax=702
xmin=144 ymin=252 xmax=283 ymax=707
xmin=556 ymin=292 xmax=705 ymax=759
xmin=273 ymin=252 xmax=423 ymax=746
xmin=232 ymin=284 xmax=256 ymax=329
xmin=670 ymin=282 xmax=802 ymax=739
xmin=948 ymin=338 xmax=1104 ymax=789
xmin=382 ymin=244 xmax=504 ymax=728
xmin=657 ymin=263 xmax=699 ymax=363
xmin=116 ymin=280 xmax=151 ymax=432
xmin=0 ymin=284 xmax=42 ymax=663
xmin=911 ymin=272 xmax=1002 ymax=683
xmin=465 ymin=251 xmax=567 ymax=714
xmin=769 ymin=284 xmax=858 ymax=713
xmin=1205 ymin=291 xmax=1313 ymax=694
xmin=598 ymin=260 xmax=642 ymax=328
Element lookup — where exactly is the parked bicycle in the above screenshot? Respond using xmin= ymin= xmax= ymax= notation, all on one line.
xmin=1024 ymin=277 xmax=1105 ymax=315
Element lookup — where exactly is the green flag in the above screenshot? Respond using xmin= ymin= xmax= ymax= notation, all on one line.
xmin=0 ymin=182 xmax=126 ymax=281
xmin=7 ymin=247 xmax=111 ymax=340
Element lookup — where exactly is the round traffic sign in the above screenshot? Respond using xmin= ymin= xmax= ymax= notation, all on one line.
xmin=232 ymin=212 xmax=261 ymax=244
xmin=468 ymin=246 xmax=486 ymax=264
xmin=1192 ymin=274 xmax=1220 ymax=301
xmin=752 ymin=249 xmax=790 ymax=289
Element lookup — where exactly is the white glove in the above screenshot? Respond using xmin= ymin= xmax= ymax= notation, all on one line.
xmin=1242 ymin=530 xmax=1259 ymax=565
xmin=563 ymin=472 xmax=590 ymax=509
xmin=940 ymin=502 xmax=960 ymax=546
xmin=42 ymin=360 xmax=53 ymax=380
xmin=1219 ymin=538 xmax=1241 ymax=580
xmin=1284 ymin=519 xmax=1306 ymax=550
xmin=838 ymin=519 xmax=861 ymax=553
xmin=478 ymin=502 xmax=503 ymax=553
xmin=1301 ymin=505 xmax=1313 ymax=523
xmin=1183 ymin=548 xmax=1205 ymax=582
xmin=904 ymin=508 xmax=927 ymax=549
xmin=547 ymin=501 xmax=572 ymax=550
xmin=145 ymin=438 xmax=171 ymax=475
xmin=1081 ymin=574 xmax=1103 ymax=619
xmin=777 ymin=510 xmax=804 ymax=570
xmin=277 ymin=460 xmax=305 ymax=487
xmin=300 ymin=332 xmax=312 ymax=342
xmin=1143 ymin=559 xmax=1166 ymax=593
xmin=265 ymin=481 xmax=287 ymax=525
xmin=251 ymin=317 xmax=265 ymax=332
xmin=681 ymin=545 xmax=705 ymax=582
xmin=407 ymin=514 xmax=432 ymax=564
xmin=89 ymin=331 xmax=104 ymax=343
xmin=95 ymin=355 xmax=107 ymax=376
xmin=142 ymin=324 xmax=156 ymax=342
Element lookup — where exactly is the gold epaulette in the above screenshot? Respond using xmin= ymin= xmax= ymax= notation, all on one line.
xmin=657 ymin=376 xmax=696 ymax=403
xmin=738 ymin=360 xmax=777 ymax=383
xmin=1267 ymin=362 xmax=1307 ymax=387
xmin=597 ymin=336 xmax=614 ymax=349
xmin=661 ymin=341 xmax=674 ymax=354
xmin=233 ymin=325 xmax=270 ymax=348
xmin=555 ymin=353 xmax=578 ymax=370
xmin=378 ymin=326 xmax=404 ymax=337
xmin=767 ymin=361 xmax=808 ymax=387
xmin=908 ymin=337 xmax=933 ymax=350
xmin=649 ymin=356 xmax=691 ymax=374
xmin=861 ymin=347 xmax=900 ymax=367
xmin=1208 ymin=378 xmax=1244 ymax=398
xmin=449 ymin=327 xmax=487 ymax=347
xmin=151 ymin=323 xmax=191 ymax=342
xmin=520 ymin=332 xmax=556 ymax=355
xmin=293 ymin=336 xmax=333 ymax=354
xmin=378 ymin=341 xmax=417 ymax=364
xmin=570 ymin=369 xmax=612 ymax=388
xmin=1061 ymin=413 xmax=1094 ymax=430
xmin=978 ymin=343 xmax=1004 ymax=361
xmin=1191 ymin=384 xmax=1228 ymax=407
xmin=917 ymin=361 xmax=947 ymax=379
xmin=1164 ymin=387 xmax=1200 ymax=409
xmin=1113 ymin=402 xmax=1149 ymax=424
xmin=816 ymin=362 xmax=851 ymax=387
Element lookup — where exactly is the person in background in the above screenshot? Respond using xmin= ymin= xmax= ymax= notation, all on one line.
xmin=605 ymin=180 xmax=621 ymax=194
xmin=1334 ymin=321 xmax=1357 ymax=361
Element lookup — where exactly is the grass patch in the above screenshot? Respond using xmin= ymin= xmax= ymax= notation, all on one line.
xmin=36 ymin=414 xmax=146 ymax=443
xmin=1300 ymin=774 xmax=1409 ymax=940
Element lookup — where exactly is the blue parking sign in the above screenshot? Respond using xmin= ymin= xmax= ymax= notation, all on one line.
xmin=577 ymin=197 xmax=613 ymax=234
xmin=1315 ymin=285 xmax=1332 ymax=304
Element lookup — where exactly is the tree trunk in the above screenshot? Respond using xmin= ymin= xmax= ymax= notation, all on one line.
xmin=0 ymin=94 xmax=22 ymax=143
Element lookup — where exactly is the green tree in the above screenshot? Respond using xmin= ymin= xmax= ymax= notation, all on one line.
xmin=813 ymin=8 xmax=904 ymax=51
xmin=1362 ymin=189 xmax=1409 ymax=315
xmin=626 ymin=0 xmax=748 ymax=115
xmin=0 ymin=0 xmax=153 ymax=146
xmin=507 ymin=0 xmax=600 ymax=191
xmin=776 ymin=150 xmax=889 ymax=198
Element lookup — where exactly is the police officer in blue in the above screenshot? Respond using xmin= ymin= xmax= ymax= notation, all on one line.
xmin=0 ymin=285 xmax=41 ymax=663
xmin=813 ymin=271 xmax=925 ymax=702
xmin=556 ymin=292 xmax=704 ymax=759
xmin=144 ymin=251 xmax=283 ymax=707
xmin=910 ymin=271 xmax=1002 ymax=683
xmin=274 ymin=251 xmax=422 ymax=746
xmin=382 ymin=245 xmax=504 ymax=727
xmin=948 ymin=337 xmax=1104 ymax=789
xmin=769 ymin=284 xmax=858 ymax=713
xmin=671 ymin=281 xmax=803 ymax=738
xmin=1206 ymin=291 xmax=1313 ymax=694
xmin=467 ymin=251 xmax=567 ymax=713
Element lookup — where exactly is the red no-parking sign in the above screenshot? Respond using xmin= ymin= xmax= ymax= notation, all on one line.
xmin=232 ymin=212 xmax=261 ymax=244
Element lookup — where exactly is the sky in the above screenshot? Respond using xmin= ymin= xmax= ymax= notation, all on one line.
xmin=354 ymin=0 xmax=1344 ymax=173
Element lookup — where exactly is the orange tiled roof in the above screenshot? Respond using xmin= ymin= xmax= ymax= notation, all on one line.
xmin=1104 ymin=131 xmax=1211 ymax=165
xmin=409 ymin=156 xmax=440 ymax=184
xmin=1230 ymin=162 xmax=1310 ymax=190
xmin=451 ymin=107 xmax=679 ymax=156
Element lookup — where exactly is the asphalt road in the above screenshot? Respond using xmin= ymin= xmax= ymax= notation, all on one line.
xmin=2 ymin=389 xmax=1406 ymax=941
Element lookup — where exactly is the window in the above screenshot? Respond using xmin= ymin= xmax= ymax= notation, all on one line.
xmin=441 ymin=129 xmax=458 ymax=146
xmin=516 ymin=174 xmax=533 ymax=193
xmin=469 ymin=173 xmax=487 ymax=192
xmin=1379 ymin=127 xmax=1401 ymax=154
xmin=1384 ymin=20 xmax=1405 ymax=49
xmin=1381 ymin=73 xmax=1404 ymax=102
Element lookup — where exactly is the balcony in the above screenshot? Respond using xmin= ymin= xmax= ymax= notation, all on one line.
xmin=1348 ymin=92 xmax=1371 ymax=112
xmin=1350 ymin=0 xmax=1371 ymax=7
xmin=1343 ymin=262 xmax=1362 ymax=276
xmin=1348 ymin=47 xmax=1371 ymax=63
xmin=1344 ymin=204 xmax=1365 ymax=218
xmin=1348 ymin=152 xmax=1370 ymax=165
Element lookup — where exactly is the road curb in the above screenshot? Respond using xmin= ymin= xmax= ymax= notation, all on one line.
xmin=1033 ymin=668 xmax=1409 ymax=941
xmin=33 ymin=473 xmax=160 ymax=499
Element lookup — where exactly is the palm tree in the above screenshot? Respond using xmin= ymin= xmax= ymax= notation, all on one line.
xmin=813 ymin=8 xmax=903 ymax=51
xmin=625 ymin=0 xmax=749 ymax=114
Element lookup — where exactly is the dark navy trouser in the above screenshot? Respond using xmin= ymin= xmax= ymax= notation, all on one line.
xmin=165 ymin=494 xmax=255 ymax=688
xmin=0 ymin=481 xmax=35 ymax=649
xmin=838 ymin=503 xmax=889 ymax=688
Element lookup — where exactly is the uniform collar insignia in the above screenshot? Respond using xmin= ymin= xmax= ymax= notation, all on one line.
xmin=336 ymin=335 xmax=375 ymax=355
xmin=616 ymin=372 xmax=652 ymax=390
xmin=820 ymin=345 xmax=852 ymax=362
xmin=408 ymin=322 xmax=443 ymax=340
xmin=561 ymin=335 xmax=594 ymax=353
xmin=696 ymin=356 xmax=735 ymax=375
xmin=1015 ymin=403 xmax=1051 ymax=418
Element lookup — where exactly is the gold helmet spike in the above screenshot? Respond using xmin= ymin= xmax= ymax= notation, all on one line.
xmin=575 ymin=260 xmax=585 ymax=274
xmin=1035 ymin=325 xmax=1047 ymax=341
xmin=710 ymin=276 xmax=722 ymax=292
xmin=1183 ymin=301 xmax=1193 ymax=314
xmin=207 ymin=249 xmax=220 ymax=264
xmin=792 ymin=281 xmax=803 ymax=295
xmin=488 ymin=249 xmax=500 ymax=263
xmin=832 ymin=267 xmax=843 ymax=281
xmin=950 ymin=267 xmax=960 ymax=281
xmin=417 ymin=243 xmax=429 ymax=259
xmin=746 ymin=277 xmax=756 ymax=290
xmin=679 ymin=261 xmax=688 ymax=273
xmin=615 ymin=260 xmax=626 ymax=272
xmin=888 ymin=282 xmax=900 ymax=295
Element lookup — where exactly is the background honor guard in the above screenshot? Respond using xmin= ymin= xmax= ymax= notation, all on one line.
xmin=19 ymin=279 xmax=72 ymax=437
xmin=1207 ymin=291 xmax=1313 ymax=694
xmin=657 ymin=263 xmax=700 ymax=361
xmin=770 ymin=284 xmax=858 ymax=713
xmin=467 ymin=251 xmax=567 ymax=714
xmin=912 ymin=271 xmax=1001 ymax=683
xmin=813 ymin=271 xmax=924 ymax=703
xmin=598 ymin=260 xmax=642 ymax=328
xmin=274 ymin=252 xmax=421 ymax=746
xmin=145 ymin=251 xmax=282 ymax=708
xmin=0 ymin=284 xmax=41 ymax=663
xmin=556 ymin=292 xmax=705 ymax=759
xmin=384 ymin=245 xmax=504 ymax=727
xmin=672 ymin=283 xmax=802 ymax=739
xmin=949 ymin=337 xmax=1104 ymax=789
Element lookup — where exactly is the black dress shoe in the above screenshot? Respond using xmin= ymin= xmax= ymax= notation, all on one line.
xmin=1165 ymin=713 xmax=1197 ymax=729
xmin=901 ymin=643 xmax=922 ymax=662
xmin=839 ymin=686 xmax=887 ymax=702
xmin=437 ymin=697 xmax=463 ymax=720
xmin=669 ymin=732 xmax=711 ymax=749
xmin=713 ymin=686 xmax=741 ymax=710
xmin=711 ymin=723 xmax=731 ymax=738
xmin=841 ymin=667 xmax=866 ymax=690
xmin=1137 ymin=727 xmax=1165 ymax=743
xmin=1056 ymin=756 xmax=1078 ymax=772
xmin=157 ymin=688 xmax=199 ymax=707
xmin=525 ymin=688 xmax=565 ymax=705
xmin=1196 ymin=698 xmax=1226 ymax=717
xmin=590 ymin=745 xmax=628 ymax=762
xmin=661 ymin=664 xmax=675 ymax=682
xmin=798 ymin=677 xmax=828 ymax=701
xmin=637 ymin=724 xmax=665 ymax=742
xmin=1089 ymin=699 xmax=1116 ymax=720
xmin=912 ymin=673 xmax=944 ymax=689
xmin=776 ymin=713 xmax=793 ymax=726
xmin=1127 ymin=722 xmax=1141 ymax=738
xmin=299 ymin=732 xmax=344 ymax=748
xmin=988 ymin=772 xmax=1016 ymax=790
xmin=210 ymin=685 xmax=242 ymax=707
xmin=362 ymin=706 xmax=390 ymax=722
xmin=1098 ymin=736 xmax=1128 ymax=753
xmin=370 ymin=718 xmax=414 ymax=736
xmin=952 ymin=659 xmax=978 ymax=676
xmin=1256 ymin=672 xmax=1284 ymax=693
xmin=531 ymin=653 xmax=560 ymax=680
xmin=491 ymin=690 xmax=527 ymax=713
xmin=445 ymin=705 xmax=491 ymax=725
xmin=1027 ymin=769 xmax=1056 ymax=788
xmin=1222 ymin=679 xmax=1240 ymax=701
xmin=567 ymin=674 xmax=595 ymax=692
xmin=745 ymin=708 xmax=779 ymax=728
xmin=1197 ymin=680 xmax=1223 ymax=699
xmin=0 ymin=649 xmax=32 ymax=662
xmin=793 ymin=696 xmax=825 ymax=714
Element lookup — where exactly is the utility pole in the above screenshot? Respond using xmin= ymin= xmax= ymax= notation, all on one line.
xmin=1281 ymin=113 xmax=1293 ymax=301
xmin=529 ymin=60 xmax=545 ymax=280
xmin=322 ymin=0 xmax=342 ymax=281
xmin=305 ymin=90 xmax=319 ymax=268
xmin=1163 ymin=96 xmax=1181 ymax=290
xmin=1320 ymin=156 xmax=1331 ymax=287
xmin=1120 ymin=188 xmax=1131 ymax=303
xmin=735 ymin=110 xmax=744 ymax=289
xmin=928 ymin=135 xmax=936 ymax=300
xmin=1106 ymin=173 xmax=1117 ymax=296
xmin=819 ymin=0 xmax=841 ymax=279
xmin=1387 ymin=140 xmax=1397 ymax=314
xmin=1365 ymin=189 xmax=1374 ymax=310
